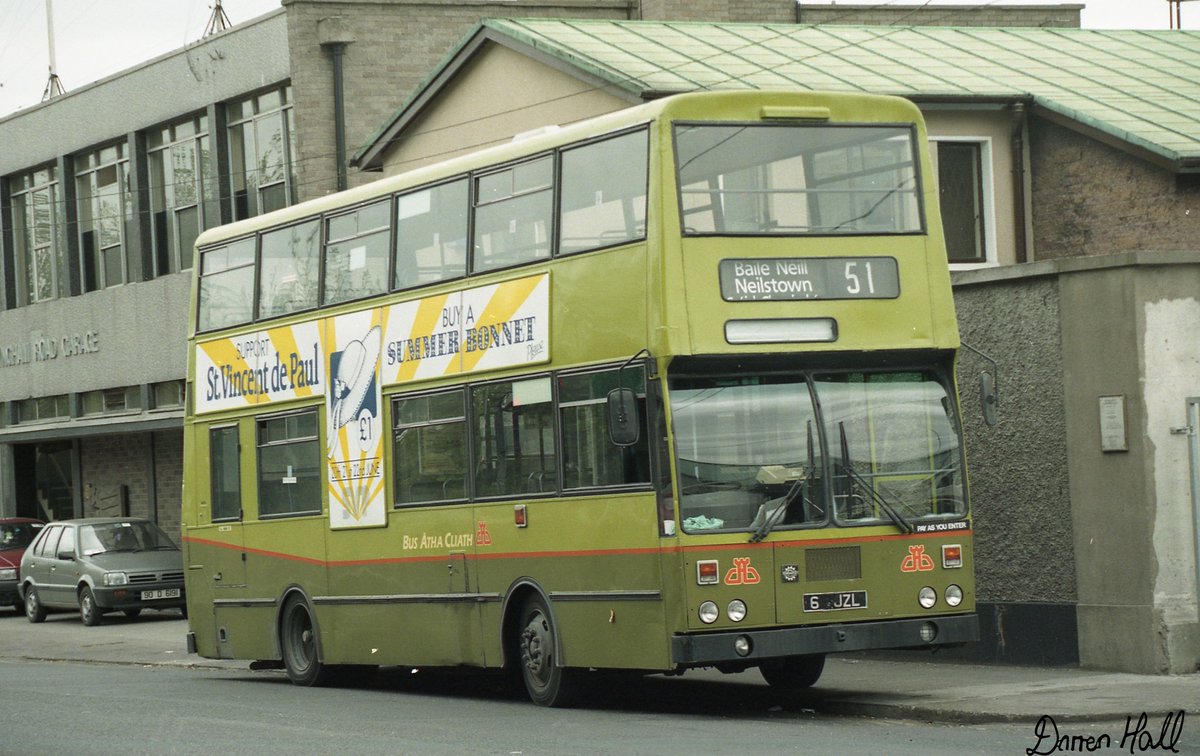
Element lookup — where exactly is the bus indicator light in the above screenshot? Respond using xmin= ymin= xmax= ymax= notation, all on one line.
xmin=514 ymin=505 xmax=527 ymax=528
xmin=697 ymin=560 xmax=719 ymax=585
xmin=942 ymin=544 xmax=963 ymax=569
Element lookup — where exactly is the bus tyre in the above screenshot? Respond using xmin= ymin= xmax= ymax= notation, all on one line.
xmin=24 ymin=586 xmax=46 ymax=623
xmin=517 ymin=595 xmax=581 ymax=707
xmin=759 ymin=654 xmax=826 ymax=690
xmin=280 ymin=597 xmax=334 ymax=687
xmin=79 ymin=586 xmax=102 ymax=626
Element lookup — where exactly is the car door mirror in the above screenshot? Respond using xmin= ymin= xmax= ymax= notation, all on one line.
xmin=56 ymin=549 xmax=74 ymax=561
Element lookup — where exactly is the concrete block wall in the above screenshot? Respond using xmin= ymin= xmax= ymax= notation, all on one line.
xmin=79 ymin=430 xmax=183 ymax=534
xmin=796 ymin=3 xmax=1082 ymax=27
xmin=284 ymin=0 xmax=638 ymax=201
xmin=641 ymin=0 xmax=795 ymax=23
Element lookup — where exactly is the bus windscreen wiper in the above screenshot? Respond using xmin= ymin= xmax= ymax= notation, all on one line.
xmin=838 ymin=422 xmax=914 ymax=535
xmin=750 ymin=422 xmax=817 ymax=543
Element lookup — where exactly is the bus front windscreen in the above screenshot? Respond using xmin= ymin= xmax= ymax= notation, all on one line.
xmin=671 ymin=371 xmax=966 ymax=535
xmin=675 ymin=123 xmax=923 ymax=236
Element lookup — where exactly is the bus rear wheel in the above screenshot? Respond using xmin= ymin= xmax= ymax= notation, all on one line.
xmin=517 ymin=595 xmax=581 ymax=707
xmin=759 ymin=653 xmax=826 ymax=690
xmin=280 ymin=596 xmax=334 ymax=687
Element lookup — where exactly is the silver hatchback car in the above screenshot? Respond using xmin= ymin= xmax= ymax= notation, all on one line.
xmin=20 ymin=517 xmax=186 ymax=626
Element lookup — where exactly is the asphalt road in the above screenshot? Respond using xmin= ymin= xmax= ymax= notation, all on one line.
xmin=1 ymin=607 xmax=1195 ymax=755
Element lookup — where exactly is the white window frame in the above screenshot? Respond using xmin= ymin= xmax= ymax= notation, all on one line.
xmin=932 ymin=136 xmax=997 ymax=270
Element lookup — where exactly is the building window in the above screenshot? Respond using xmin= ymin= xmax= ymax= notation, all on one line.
xmin=148 ymin=114 xmax=212 ymax=275
xmin=210 ymin=425 xmax=241 ymax=521
xmin=80 ymin=386 xmax=141 ymax=416
xmin=936 ymin=140 xmax=989 ymax=265
xmin=227 ymin=85 xmax=296 ymax=220
xmin=9 ymin=166 xmax=63 ymax=305
xmin=76 ymin=143 xmax=132 ymax=292
xmin=257 ymin=410 xmax=321 ymax=518
xmin=152 ymin=380 xmax=186 ymax=409
xmin=15 ymin=395 xmax=70 ymax=424
xmin=323 ymin=200 xmax=390 ymax=306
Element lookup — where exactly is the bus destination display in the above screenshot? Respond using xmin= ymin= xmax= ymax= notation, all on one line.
xmin=719 ymin=257 xmax=900 ymax=301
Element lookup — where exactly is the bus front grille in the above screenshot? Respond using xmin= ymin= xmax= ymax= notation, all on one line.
xmin=806 ymin=546 xmax=861 ymax=581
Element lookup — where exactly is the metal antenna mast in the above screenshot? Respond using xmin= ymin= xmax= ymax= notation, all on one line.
xmin=204 ymin=0 xmax=233 ymax=37
xmin=1170 ymin=0 xmax=1200 ymax=29
xmin=41 ymin=0 xmax=66 ymax=101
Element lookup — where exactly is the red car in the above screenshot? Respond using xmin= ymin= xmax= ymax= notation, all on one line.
xmin=0 ymin=518 xmax=46 ymax=613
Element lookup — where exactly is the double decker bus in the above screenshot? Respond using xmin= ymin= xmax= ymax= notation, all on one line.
xmin=182 ymin=90 xmax=977 ymax=706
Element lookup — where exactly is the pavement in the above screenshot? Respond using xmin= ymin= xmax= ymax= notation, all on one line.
xmin=1 ymin=608 xmax=1196 ymax=729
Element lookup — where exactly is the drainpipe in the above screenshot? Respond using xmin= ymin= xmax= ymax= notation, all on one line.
xmin=1010 ymin=101 xmax=1030 ymax=264
xmin=318 ymin=18 xmax=357 ymax=193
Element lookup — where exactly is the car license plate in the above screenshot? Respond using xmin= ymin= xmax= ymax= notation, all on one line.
xmin=803 ymin=590 xmax=867 ymax=612
xmin=141 ymin=588 xmax=181 ymax=601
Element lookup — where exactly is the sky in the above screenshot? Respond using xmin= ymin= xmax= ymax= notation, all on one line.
xmin=0 ymin=0 xmax=1186 ymax=118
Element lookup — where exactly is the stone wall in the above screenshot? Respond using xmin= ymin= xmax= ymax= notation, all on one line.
xmin=1029 ymin=118 xmax=1200 ymax=260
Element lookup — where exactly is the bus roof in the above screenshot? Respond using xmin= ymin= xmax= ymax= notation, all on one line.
xmin=194 ymin=89 xmax=922 ymax=250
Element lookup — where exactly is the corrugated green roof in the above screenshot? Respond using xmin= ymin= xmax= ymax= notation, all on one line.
xmin=478 ymin=19 xmax=1200 ymax=169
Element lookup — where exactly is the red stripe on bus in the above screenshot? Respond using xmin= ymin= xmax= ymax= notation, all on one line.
xmin=184 ymin=529 xmax=971 ymax=569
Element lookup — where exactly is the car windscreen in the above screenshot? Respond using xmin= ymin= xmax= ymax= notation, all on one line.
xmin=80 ymin=521 xmax=179 ymax=556
xmin=0 ymin=522 xmax=43 ymax=550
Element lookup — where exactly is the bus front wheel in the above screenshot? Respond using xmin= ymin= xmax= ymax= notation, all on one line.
xmin=759 ymin=653 xmax=826 ymax=690
xmin=280 ymin=596 xmax=334 ymax=687
xmin=517 ymin=595 xmax=581 ymax=707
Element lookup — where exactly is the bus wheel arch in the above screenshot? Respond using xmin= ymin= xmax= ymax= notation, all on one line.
xmin=502 ymin=581 xmax=582 ymax=707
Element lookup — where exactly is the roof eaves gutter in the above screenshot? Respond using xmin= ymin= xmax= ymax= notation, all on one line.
xmin=1030 ymin=99 xmax=1188 ymax=174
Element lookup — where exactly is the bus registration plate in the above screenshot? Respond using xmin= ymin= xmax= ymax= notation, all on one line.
xmin=803 ymin=590 xmax=867 ymax=612
xmin=141 ymin=588 xmax=181 ymax=601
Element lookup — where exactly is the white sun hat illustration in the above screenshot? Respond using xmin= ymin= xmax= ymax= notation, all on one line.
xmin=329 ymin=325 xmax=382 ymax=454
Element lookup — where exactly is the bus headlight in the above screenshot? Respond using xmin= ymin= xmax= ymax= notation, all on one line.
xmin=698 ymin=601 xmax=719 ymax=624
xmin=727 ymin=600 xmax=747 ymax=622
xmin=945 ymin=584 xmax=964 ymax=607
xmin=918 ymin=586 xmax=937 ymax=609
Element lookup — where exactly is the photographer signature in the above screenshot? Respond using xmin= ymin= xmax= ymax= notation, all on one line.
xmin=1026 ymin=711 xmax=1185 ymax=754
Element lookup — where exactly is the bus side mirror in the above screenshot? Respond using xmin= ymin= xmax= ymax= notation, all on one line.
xmin=980 ymin=372 xmax=998 ymax=427
xmin=607 ymin=388 xmax=640 ymax=447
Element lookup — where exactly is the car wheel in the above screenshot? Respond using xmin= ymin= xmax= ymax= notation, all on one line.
xmin=24 ymin=585 xmax=46 ymax=623
xmin=79 ymin=586 xmax=103 ymax=626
